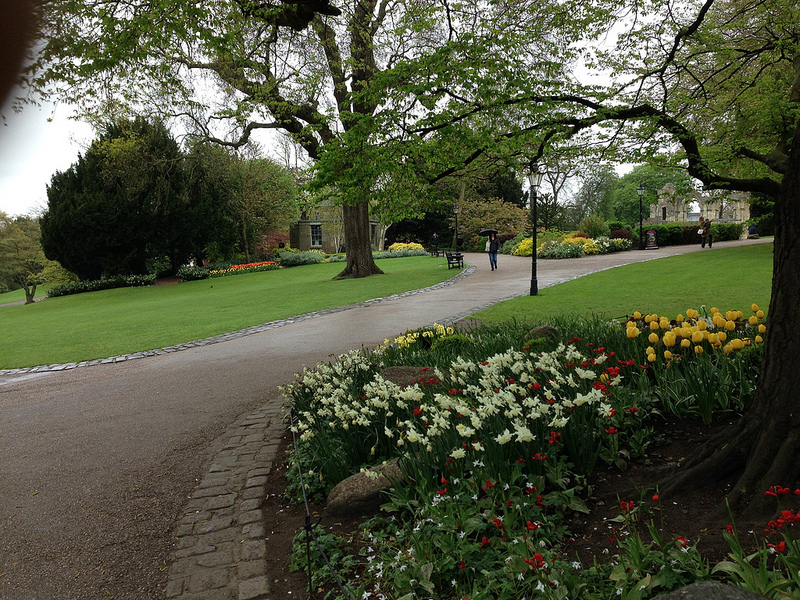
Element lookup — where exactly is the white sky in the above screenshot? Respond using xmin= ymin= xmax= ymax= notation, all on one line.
xmin=0 ymin=95 xmax=94 ymax=217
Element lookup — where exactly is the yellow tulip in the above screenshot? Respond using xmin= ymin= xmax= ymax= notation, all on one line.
xmin=648 ymin=353 xmax=657 ymax=362
xmin=756 ymin=310 xmax=765 ymax=319
xmin=627 ymin=326 xmax=640 ymax=339
xmin=646 ymin=346 xmax=656 ymax=355
xmin=751 ymin=303 xmax=759 ymax=312
xmin=723 ymin=344 xmax=733 ymax=354
xmin=708 ymin=333 xmax=720 ymax=345
xmin=755 ymin=335 xmax=763 ymax=343
xmin=648 ymin=332 xmax=659 ymax=344
xmin=725 ymin=320 xmax=736 ymax=331
xmin=748 ymin=315 xmax=759 ymax=326
xmin=659 ymin=318 xmax=670 ymax=330
xmin=691 ymin=331 xmax=704 ymax=343
xmin=633 ymin=311 xmax=642 ymax=320
xmin=718 ymin=331 xmax=727 ymax=342
xmin=732 ymin=338 xmax=745 ymax=350
xmin=681 ymin=339 xmax=691 ymax=348
xmin=694 ymin=345 xmax=704 ymax=354
xmin=644 ymin=314 xmax=653 ymax=323
xmin=710 ymin=307 xmax=719 ymax=315
xmin=650 ymin=320 xmax=660 ymax=331
xmin=664 ymin=350 xmax=673 ymax=360
xmin=697 ymin=319 xmax=708 ymax=331
xmin=676 ymin=314 xmax=685 ymax=323
xmin=663 ymin=332 xmax=676 ymax=347
xmin=758 ymin=324 xmax=766 ymax=333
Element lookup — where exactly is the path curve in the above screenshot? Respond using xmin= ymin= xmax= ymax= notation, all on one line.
xmin=0 ymin=239 xmax=771 ymax=599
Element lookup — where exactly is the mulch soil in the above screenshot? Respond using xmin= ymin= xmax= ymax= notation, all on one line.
xmin=262 ymin=415 xmax=773 ymax=599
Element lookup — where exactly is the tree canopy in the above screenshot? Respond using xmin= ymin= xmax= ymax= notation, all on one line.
xmin=0 ymin=213 xmax=51 ymax=304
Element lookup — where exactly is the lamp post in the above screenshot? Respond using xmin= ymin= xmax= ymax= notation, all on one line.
xmin=453 ymin=203 xmax=460 ymax=252
xmin=637 ymin=184 xmax=645 ymax=250
xmin=527 ymin=163 xmax=543 ymax=296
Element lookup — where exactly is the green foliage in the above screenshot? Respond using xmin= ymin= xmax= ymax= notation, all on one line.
xmin=41 ymin=118 xmax=202 ymax=279
xmin=279 ymin=251 xmax=325 ymax=267
xmin=579 ymin=214 xmax=610 ymax=238
xmin=47 ymin=274 xmax=156 ymax=298
xmin=0 ymin=214 xmax=51 ymax=303
xmin=176 ymin=266 xmax=210 ymax=281
xmin=538 ymin=239 xmax=585 ymax=258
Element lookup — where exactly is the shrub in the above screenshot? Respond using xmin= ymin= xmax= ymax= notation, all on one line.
xmin=501 ymin=233 xmax=525 ymax=254
xmin=578 ymin=214 xmax=609 ymax=239
xmin=610 ymin=228 xmax=632 ymax=241
xmin=538 ymin=239 xmax=584 ymax=258
xmin=606 ymin=220 xmax=627 ymax=232
xmin=176 ymin=265 xmax=210 ymax=281
xmin=279 ymin=251 xmax=324 ymax=267
xmin=387 ymin=242 xmax=425 ymax=252
xmin=48 ymin=274 xmax=156 ymax=298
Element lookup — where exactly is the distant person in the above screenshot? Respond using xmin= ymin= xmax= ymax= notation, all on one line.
xmin=701 ymin=217 xmax=713 ymax=248
xmin=487 ymin=231 xmax=500 ymax=270
xmin=748 ymin=223 xmax=759 ymax=239
xmin=430 ymin=232 xmax=439 ymax=253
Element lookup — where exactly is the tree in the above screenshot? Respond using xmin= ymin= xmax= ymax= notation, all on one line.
xmin=0 ymin=214 xmax=51 ymax=304
xmin=41 ymin=118 xmax=218 ymax=278
xmin=573 ymin=164 xmax=618 ymax=223
xmin=515 ymin=0 xmax=798 ymax=518
xmin=24 ymin=1 xmax=577 ymax=279
xmin=611 ymin=165 xmax=695 ymax=226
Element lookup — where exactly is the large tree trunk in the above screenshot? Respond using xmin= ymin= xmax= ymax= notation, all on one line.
xmin=335 ymin=201 xmax=383 ymax=279
xmin=661 ymin=122 xmax=800 ymax=519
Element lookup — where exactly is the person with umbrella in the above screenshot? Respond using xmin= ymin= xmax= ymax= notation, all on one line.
xmin=481 ymin=228 xmax=500 ymax=270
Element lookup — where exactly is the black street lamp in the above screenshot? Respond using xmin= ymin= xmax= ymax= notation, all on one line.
xmin=527 ymin=163 xmax=543 ymax=296
xmin=637 ymin=183 xmax=645 ymax=250
xmin=453 ymin=203 xmax=460 ymax=252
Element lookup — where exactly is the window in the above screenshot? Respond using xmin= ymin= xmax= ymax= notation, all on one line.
xmin=311 ymin=224 xmax=322 ymax=247
xmin=662 ymin=207 xmax=667 ymax=222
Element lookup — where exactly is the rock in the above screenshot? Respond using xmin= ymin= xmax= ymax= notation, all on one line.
xmin=380 ymin=366 xmax=430 ymax=388
xmin=528 ymin=325 xmax=558 ymax=340
xmin=653 ymin=582 xmax=768 ymax=600
xmin=326 ymin=458 xmax=404 ymax=517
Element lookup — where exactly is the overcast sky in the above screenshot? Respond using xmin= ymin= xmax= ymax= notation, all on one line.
xmin=0 ymin=96 xmax=93 ymax=217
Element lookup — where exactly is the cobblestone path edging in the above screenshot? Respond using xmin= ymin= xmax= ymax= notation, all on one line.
xmin=166 ymin=403 xmax=286 ymax=600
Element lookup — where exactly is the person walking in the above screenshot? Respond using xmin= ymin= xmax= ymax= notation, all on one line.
xmin=487 ymin=231 xmax=500 ymax=270
xmin=701 ymin=217 xmax=713 ymax=248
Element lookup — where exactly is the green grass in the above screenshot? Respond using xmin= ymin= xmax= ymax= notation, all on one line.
xmin=0 ymin=256 xmax=456 ymax=369
xmin=473 ymin=243 xmax=773 ymax=323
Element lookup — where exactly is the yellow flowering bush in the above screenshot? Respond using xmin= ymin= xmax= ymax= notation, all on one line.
xmin=388 ymin=242 xmax=425 ymax=252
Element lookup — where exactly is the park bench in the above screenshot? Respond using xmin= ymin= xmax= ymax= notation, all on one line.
xmin=445 ymin=251 xmax=464 ymax=269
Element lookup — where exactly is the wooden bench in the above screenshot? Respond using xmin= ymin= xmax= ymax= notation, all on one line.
xmin=430 ymin=247 xmax=444 ymax=257
xmin=445 ymin=251 xmax=464 ymax=269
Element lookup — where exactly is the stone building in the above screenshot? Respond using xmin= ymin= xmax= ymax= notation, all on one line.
xmin=648 ymin=183 xmax=751 ymax=225
xmin=290 ymin=203 xmax=385 ymax=253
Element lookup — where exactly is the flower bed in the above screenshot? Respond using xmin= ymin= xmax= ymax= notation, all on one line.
xmin=278 ymin=305 xmax=793 ymax=600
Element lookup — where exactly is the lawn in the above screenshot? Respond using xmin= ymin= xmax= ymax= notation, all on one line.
xmin=472 ymin=243 xmax=773 ymax=323
xmin=0 ymin=256 xmax=456 ymax=369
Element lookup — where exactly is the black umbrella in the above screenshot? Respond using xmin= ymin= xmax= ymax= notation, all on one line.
xmin=479 ymin=228 xmax=498 ymax=236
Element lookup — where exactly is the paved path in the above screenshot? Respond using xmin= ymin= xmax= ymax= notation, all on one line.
xmin=0 ymin=239 xmax=770 ymax=599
